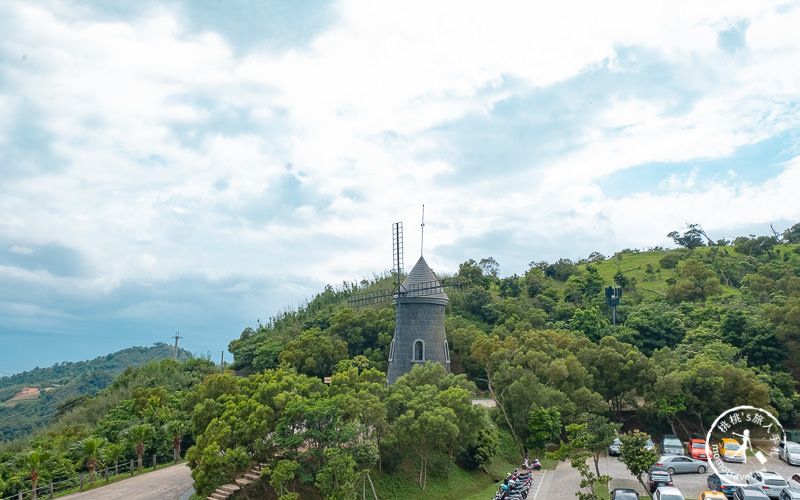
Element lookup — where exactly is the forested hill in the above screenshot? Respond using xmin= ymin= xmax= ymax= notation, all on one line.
xmin=3 ymin=225 xmax=800 ymax=499
xmin=0 ymin=343 xmax=193 ymax=441
xmin=230 ymin=224 xmax=800 ymax=382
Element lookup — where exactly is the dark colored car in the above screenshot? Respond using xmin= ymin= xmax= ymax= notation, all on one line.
xmin=661 ymin=433 xmax=684 ymax=455
xmin=611 ymin=488 xmax=640 ymax=500
xmin=708 ymin=472 xmax=744 ymax=498
xmin=609 ymin=437 xmax=622 ymax=456
xmin=649 ymin=469 xmax=674 ymax=493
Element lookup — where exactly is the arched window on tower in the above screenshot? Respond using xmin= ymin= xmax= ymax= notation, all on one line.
xmin=414 ymin=340 xmax=424 ymax=361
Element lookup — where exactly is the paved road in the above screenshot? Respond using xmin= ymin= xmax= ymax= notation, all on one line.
xmin=529 ymin=461 xmax=578 ymax=500
xmin=531 ymin=457 xmax=646 ymax=500
xmin=58 ymin=463 xmax=194 ymax=500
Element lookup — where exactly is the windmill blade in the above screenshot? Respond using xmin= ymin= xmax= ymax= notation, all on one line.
xmin=347 ymin=288 xmax=395 ymax=307
xmin=403 ymin=278 xmax=462 ymax=297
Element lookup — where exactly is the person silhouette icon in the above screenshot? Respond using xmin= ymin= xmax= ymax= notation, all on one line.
xmin=732 ymin=429 xmax=751 ymax=463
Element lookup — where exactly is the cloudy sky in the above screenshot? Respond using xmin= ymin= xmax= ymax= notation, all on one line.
xmin=2 ymin=0 xmax=799 ymax=375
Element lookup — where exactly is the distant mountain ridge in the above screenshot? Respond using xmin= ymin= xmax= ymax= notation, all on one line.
xmin=0 ymin=343 xmax=190 ymax=388
xmin=0 ymin=343 xmax=193 ymax=441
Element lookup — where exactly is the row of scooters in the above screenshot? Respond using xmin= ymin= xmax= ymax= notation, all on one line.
xmin=492 ymin=459 xmax=540 ymax=500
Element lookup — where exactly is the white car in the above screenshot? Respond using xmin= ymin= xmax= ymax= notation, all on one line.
xmin=780 ymin=488 xmax=800 ymax=500
xmin=781 ymin=441 xmax=800 ymax=466
xmin=654 ymin=486 xmax=686 ymax=500
xmin=746 ymin=471 xmax=788 ymax=499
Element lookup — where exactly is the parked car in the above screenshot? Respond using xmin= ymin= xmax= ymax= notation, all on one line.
xmin=611 ymin=488 xmax=640 ymax=500
xmin=780 ymin=441 xmax=800 ymax=466
xmin=654 ymin=486 xmax=686 ymax=500
xmin=662 ymin=434 xmax=685 ymax=455
xmin=779 ymin=488 xmax=800 ymax=500
xmin=689 ymin=438 xmax=709 ymax=460
xmin=719 ymin=438 xmax=746 ymax=463
xmin=745 ymin=471 xmax=788 ymax=499
xmin=609 ymin=437 xmax=622 ymax=456
xmin=700 ymin=492 xmax=727 ymax=500
xmin=733 ymin=486 xmax=770 ymax=499
xmin=708 ymin=472 xmax=744 ymax=498
xmin=649 ymin=469 xmax=674 ymax=492
xmin=792 ymin=473 xmax=800 ymax=485
xmin=652 ymin=455 xmax=708 ymax=474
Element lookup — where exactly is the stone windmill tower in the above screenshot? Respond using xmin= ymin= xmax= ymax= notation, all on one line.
xmin=349 ymin=218 xmax=457 ymax=384
xmin=386 ymin=253 xmax=452 ymax=384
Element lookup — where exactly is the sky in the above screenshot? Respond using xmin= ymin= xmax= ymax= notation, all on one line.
xmin=2 ymin=0 xmax=800 ymax=376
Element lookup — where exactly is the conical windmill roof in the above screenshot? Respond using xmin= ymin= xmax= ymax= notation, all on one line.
xmin=400 ymin=256 xmax=449 ymax=303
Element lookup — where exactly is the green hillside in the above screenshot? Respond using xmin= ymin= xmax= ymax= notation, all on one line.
xmin=0 ymin=343 xmax=193 ymax=441
xmin=2 ymin=225 xmax=800 ymax=500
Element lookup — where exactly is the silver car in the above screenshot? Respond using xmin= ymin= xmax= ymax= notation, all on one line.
xmin=781 ymin=441 xmax=800 ymax=466
xmin=651 ymin=455 xmax=708 ymax=475
xmin=780 ymin=488 xmax=800 ymax=500
xmin=746 ymin=471 xmax=788 ymax=499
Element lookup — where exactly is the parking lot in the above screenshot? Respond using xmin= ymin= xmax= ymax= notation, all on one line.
xmin=601 ymin=445 xmax=800 ymax=498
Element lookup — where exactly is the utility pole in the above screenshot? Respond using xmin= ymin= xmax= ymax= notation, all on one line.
xmin=173 ymin=332 xmax=182 ymax=361
xmin=220 ymin=351 xmax=225 ymax=373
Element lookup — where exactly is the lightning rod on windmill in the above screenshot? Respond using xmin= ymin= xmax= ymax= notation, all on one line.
xmin=420 ymin=204 xmax=425 ymax=256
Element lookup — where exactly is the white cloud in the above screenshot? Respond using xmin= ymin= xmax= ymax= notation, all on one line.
xmin=663 ymin=167 xmax=700 ymax=191
xmin=9 ymin=245 xmax=33 ymax=255
xmin=1 ymin=0 xmax=800 ymax=370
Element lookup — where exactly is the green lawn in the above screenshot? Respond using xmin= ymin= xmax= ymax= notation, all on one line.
xmin=371 ymin=429 xmax=557 ymax=500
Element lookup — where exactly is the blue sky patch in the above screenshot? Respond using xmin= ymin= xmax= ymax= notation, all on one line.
xmin=596 ymin=131 xmax=799 ymax=198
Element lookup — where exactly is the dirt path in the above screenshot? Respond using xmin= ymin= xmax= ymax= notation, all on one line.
xmin=58 ymin=463 xmax=193 ymax=500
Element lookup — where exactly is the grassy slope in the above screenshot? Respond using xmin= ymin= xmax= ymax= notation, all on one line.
xmin=592 ymin=250 xmax=676 ymax=297
xmin=590 ymin=245 xmax=763 ymax=300
xmin=370 ymin=429 xmax=560 ymax=500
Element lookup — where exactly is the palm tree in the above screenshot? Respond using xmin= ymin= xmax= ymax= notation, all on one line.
xmin=122 ymin=424 xmax=154 ymax=472
xmin=164 ymin=419 xmax=189 ymax=463
xmin=23 ymin=449 xmax=51 ymax=500
xmin=72 ymin=437 xmax=105 ymax=484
